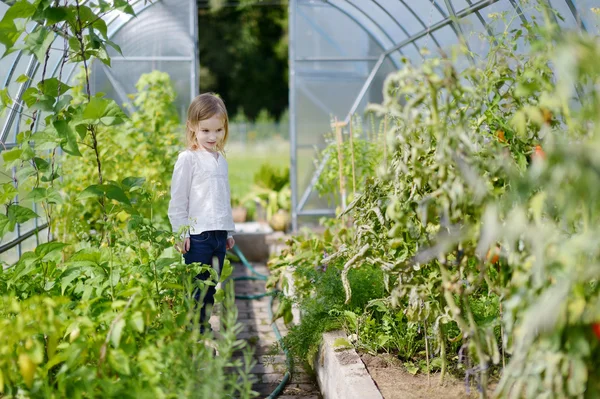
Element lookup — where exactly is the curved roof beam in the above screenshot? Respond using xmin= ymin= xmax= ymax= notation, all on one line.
xmin=397 ymin=0 xmax=443 ymax=51
xmin=563 ymin=0 xmax=587 ymax=32
xmin=371 ymin=0 xmax=426 ymax=60
xmin=338 ymin=1 xmax=401 ymax=52
xmin=323 ymin=0 xmax=406 ymax=68
xmin=296 ymin=6 xmax=350 ymax=59
xmin=440 ymin=0 xmax=475 ymax=63
xmin=463 ymin=0 xmax=498 ymax=41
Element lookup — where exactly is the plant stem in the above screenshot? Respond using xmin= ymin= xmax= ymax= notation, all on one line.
xmin=439 ymin=324 xmax=447 ymax=384
xmin=424 ymin=319 xmax=431 ymax=387
xmin=349 ymin=116 xmax=356 ymax=198
xmin=464 ymin=295 xmax=488 ymax=399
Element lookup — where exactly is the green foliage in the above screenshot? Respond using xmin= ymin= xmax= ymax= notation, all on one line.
xmin=244 ymin=163 xmax=291 ymax=224
xmin=54 ymin=70 xmax=180 ymax=244
xmin=253 ymin=163 xmax=289 ymax=192
xmin=315 ymin=117 xmax=383 ymax=204
xmin=271 ymin=4 xmax=600 ymax=398
xmin=267 ymin=222 xmax=386 ymax=367
xmin=0 ymin=2 xmax=255 ymax=397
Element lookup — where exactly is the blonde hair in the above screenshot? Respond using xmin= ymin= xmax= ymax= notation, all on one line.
xmin=186 ymin=93 xmax=229 ymax=153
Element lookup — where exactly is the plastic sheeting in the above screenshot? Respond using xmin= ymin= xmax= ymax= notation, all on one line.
xmin=290 ymin=0 xmax=600 ymax=229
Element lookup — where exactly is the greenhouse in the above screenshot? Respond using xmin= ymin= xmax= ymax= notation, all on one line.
xmin=1 ymin=0 xmax=600 ymax=398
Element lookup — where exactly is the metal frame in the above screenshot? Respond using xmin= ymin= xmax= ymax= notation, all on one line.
xmin=289 ymin=0 xmax=592 ymax=231
xmin=0 ymin=0 xmax=198 ymax=259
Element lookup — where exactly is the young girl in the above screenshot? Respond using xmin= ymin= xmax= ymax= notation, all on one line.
xmin=168 ymin=93 xmax=235 ymax=333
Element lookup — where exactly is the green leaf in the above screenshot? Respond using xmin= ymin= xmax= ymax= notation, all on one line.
xmin=33 ymin=157 xmax=50 ymax=171
xmin=23 ymin=187 xmax=63 ymax=204
xmin=44 ymin=6 xmax=70 ymax=25
xmin=54 ymin=94 xmax=72 ymax=112
xmin=99 ymin=100 xmax=126 ymax=125
xmin=35 ymin=242 xmax=68 ymax=260
xmin=129 ymin=312 xmax=144 ymax=333
xmin=7 ymin=204 xmax=38 ymax=224
xmin=60 ymin=269 xmax=82 ymax=295
xmin=404 ymin=362 xmax=419 ymax=375
xmin=121 ymin=177 xmax=145 ymax=190
xmin=219 ymin=259 xmax=233 ymax=283
xmin=21 ymin=87 xmax=54 ymax=111
xmin=1 ymin=147 xmax=22 ymax=163
xmin=91 ymin=15 xmax=108 ymax=39
xmin=110 ymin=318 xmax=126 ymax=348
xmin=332 ymin=338 xmax=352 ymax=350
xmin=214 ymin=288 xmax=224 ymax=303
xmin=0 ymin=214 xmax=10 ymax=237
xmin=108 ymin=349 xmax=131 ymax=375
xmin=106 ymin=40 xmax=122 ymax=56
xmin=23 ymin=26 xmax=54 ymax=63
xmin=83 ymin=97 xmax=109 ymax=120
xmin=104 ymin=184 xmax=130 ymax=205
xmin=0 ymin=87 xmax=11 ymax=108
xmin=22 ymin=87 xmax=38 ymax=108
xmin=2 ymin=0 xmax=36 ymax=21
xmin=0 ymin=183 xmax=18 ymax=204
xmin=38 ymin=78 xmax=71 ymax=98
xmin=510 ymin=110 xmax=527 ymax=138
xmin=114 ymin=0 xmax=135 ymax=15
xmin=15 ymin=165 xmax=36 ymax=181
xmin=54 ymin=120 xmax=81 ymax=156
xmin=78 ymin=184 xmax=104 ymax=200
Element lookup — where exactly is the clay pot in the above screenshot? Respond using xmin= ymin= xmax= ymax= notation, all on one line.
xmin=232 ymin=206 xmax=248 ymax=223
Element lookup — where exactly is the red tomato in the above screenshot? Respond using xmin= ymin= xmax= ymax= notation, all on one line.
xmin=533 ymin=145 xmax=546 ymax=160
xmin=593 ymin=323 xmax=600 ymax=340
xmin=496 ymin=130 xmax=506 ymax=143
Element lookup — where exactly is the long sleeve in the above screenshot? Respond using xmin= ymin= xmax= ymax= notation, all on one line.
xmin=226 ymin=168 xmax=234 ymax=239
xmin=168 ymin=151 xmax=193 ymax=239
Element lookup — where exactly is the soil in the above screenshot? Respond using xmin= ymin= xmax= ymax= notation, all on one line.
xmin=360 ymin=353 xmax=496 ymax=399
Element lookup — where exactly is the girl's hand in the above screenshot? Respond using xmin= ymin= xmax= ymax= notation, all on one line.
xmin=176 ymin=237 xmax=190 ymax=254
xmin=226 ymin=237 xmax=235 ymax=250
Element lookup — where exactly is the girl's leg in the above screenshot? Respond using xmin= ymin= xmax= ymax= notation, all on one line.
xmin=184 ymin=231 xmax=218 ymax=333
xmin=201 ymin=231 xmax=227 ymax=323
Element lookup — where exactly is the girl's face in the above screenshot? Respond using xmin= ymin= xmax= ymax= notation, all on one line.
xmin=194 ymin=115 xmax=225 ymax=152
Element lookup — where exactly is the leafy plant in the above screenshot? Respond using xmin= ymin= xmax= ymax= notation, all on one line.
xmin=0 ymin=1 xmax=255 ymax=397
xmin=271 ymin=3 xmax=600 ymax=398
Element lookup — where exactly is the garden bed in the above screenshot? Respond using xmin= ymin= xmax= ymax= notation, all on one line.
xmin=360 ymin=352 xmax=496 ymax=399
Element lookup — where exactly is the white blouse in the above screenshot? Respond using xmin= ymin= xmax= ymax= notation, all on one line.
xmin=168 ymin=149 xmax=235 ymax=239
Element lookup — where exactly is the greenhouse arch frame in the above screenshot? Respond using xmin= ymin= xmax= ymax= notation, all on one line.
xmin=0 ymin=0 xmax=199 ymax=260
xmin=287 ymin=0 xmax=596 ymax=231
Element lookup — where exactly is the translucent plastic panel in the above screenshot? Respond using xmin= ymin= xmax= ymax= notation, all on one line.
xmin=0 ymin=246 xmax=18 ymax=266
xmin=573 ymin=0 xmax=600 ymax=33
xmin=19 ymin=234 xmax=37 ymax=254
xmin=295 ymin=77 xmax=353 ymax=147
xmin=371 ymin=0 xmax=424 ymax=36
xmin=296 ymin=1 xmax=383 ymax=59
xmin=107 ymin=0 xmax=193 ymax=58
xmin=457 ymin=10 xmax=491 ymax=58
xmin=345 ymin=0 xmax=409 ymax=47
xmin=295 ymin=145 xmax=330 ymax=210
xmin=431 ymin=24 xmax=461 ymax=53
xmin=105 ymin=0 xmax=156 ymax=36
xmin=548 ymin=0 xmax=583 ymax=30
xmin=403 ymin=1 xmax=446 ymax=28
xmin=450 ymin=0 xmax=471 ymax=12
xmin=92 ymin=60 xmax=192 ymax=120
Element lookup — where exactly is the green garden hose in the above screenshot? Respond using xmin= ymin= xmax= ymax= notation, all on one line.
xmin=230 ymin=245 xmax=292 ymax=399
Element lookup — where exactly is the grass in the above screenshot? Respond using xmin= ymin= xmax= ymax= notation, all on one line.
xmin=226 ymin=139 xmax=290 ymax=203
